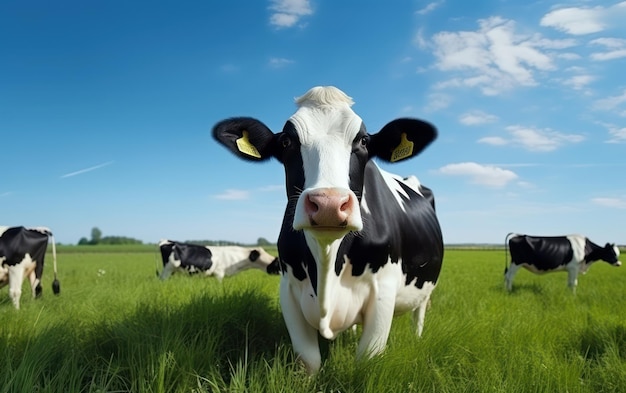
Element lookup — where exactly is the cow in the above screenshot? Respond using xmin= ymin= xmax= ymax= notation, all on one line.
xmin=212 ymin=86 xmax=443 ymax=373
xmin=0 ymin=226 xmax=60 ymax=309
xmin=505 ymin=233 xmax=621 ymax=293
xmin=158 ymin=239 xmax=279 ymax=281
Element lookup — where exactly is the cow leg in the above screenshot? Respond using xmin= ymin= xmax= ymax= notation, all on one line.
xmin=158 ymin=262 xmax=176 ymax=280
xmin=567 ymin=268 xmax=578 ymax=294
xmin=7 ymin=265 xmax=25 ymax=309
xmin=280 ymin=281 xmax=321 ymax=373
xmin=504 ymin=263 xmax=521 ymax=292
xmin=412 ymin=296 xmax=431 ymax=337
xmin=25 ymin=262 xmax=40 ymax=298
xmin=357 ymin=287 xmax=396 ymax=360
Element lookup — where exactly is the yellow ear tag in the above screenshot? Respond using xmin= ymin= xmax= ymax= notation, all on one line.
xmin=391 ymin=133 xmax=414 ymax=162
xmin=236 ymin=131 xmax=261 ymax=158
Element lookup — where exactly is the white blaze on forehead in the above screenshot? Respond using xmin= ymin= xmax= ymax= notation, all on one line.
xmin=290 ymin=86 xmax=362 ymax=189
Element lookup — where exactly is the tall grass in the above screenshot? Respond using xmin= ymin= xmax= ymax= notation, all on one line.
xmin=0 ymin=247 xmax=624 ymax=392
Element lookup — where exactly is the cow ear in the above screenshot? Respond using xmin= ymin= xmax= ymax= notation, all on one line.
xmin=212 ymin=117 xmax=276 ymax=162
xmin=369 ymin=118 xmax=437 ymax=163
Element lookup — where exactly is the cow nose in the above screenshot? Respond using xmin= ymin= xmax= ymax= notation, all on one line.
xmin=304 ymin=189 xmax=354 ymax=228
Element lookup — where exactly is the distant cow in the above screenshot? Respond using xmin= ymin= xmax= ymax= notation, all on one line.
xmin=158 ymin=240 xmax=279 ymax=281
xmin=213 ymin=86 xmax=443 ymax=372
xmin=0 ymin=226 xmax=60 ymax=309
xmin=505 ymin=233 xmax=621 ymax=292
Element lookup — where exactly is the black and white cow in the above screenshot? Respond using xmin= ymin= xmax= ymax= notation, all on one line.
xmin=213 ymin=86 xmax=443 ymax=372
xmin=158 ymin=239 xmax=279 ymax=280
xmin=0 ymin=226 xmax=60 ymax=309
xmin=505 ymin=233 xmax=621 ymax=292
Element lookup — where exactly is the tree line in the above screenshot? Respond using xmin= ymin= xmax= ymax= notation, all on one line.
xmin=78 ymin=227 xmax=143 ymax=246
xmin=78 ymin=227 xmax=274 ymax=247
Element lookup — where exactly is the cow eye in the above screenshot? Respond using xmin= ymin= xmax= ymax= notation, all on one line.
xmin=360 ymin=135 xmax=369 ymax=147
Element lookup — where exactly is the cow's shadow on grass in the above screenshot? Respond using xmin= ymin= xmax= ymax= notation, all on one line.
xmin=80 ymin=288 xmax=294 ymax=386
xmin=499 ymin=282 xmax=546 ymax=295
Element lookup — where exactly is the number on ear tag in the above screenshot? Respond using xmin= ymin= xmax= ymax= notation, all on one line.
xmin=236 ymin=131 xmax=261 ymax=158
xmin=391 ymin=133 xmax=414 ymax=162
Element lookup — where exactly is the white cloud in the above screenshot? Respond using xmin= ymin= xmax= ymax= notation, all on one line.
xmin=478 ymin=136 xmax=508 ymax=146
xmin=430 ymin=17 xmax=558 ymax=95
xmin=269 ymin=0 xmax=313 ymax=28
xmin=541 ymin=6 xmax=607 ymax=35
xmin=540 ymin=2 xmax=626 ymax=35
xmin=606 ymin=125 xmax=626 ymax=143
xmin=268 ymin=57 xmax=295 ymax=68
xmin=479 ymin=126 xmax=585 ymax=152
xmin=557 ymin=52 xmax=582 ymax=60
xmin=459 ymin=110 xmax=498 ymax=125
xmin=213 ymin=189 xmax=250 ymax=200
xmin=416 ymin=0 xmax=444 ymax=15
xmin=423 ymin=92 xmax=451 ymax=112
xmin=593 ymin=89 xmax=626 ymax=112
xmin=589 ymin=37 xmax=626 ymax=61
xmin=414 ymin=28 xmax=428 ymax=50
xmin=591 ymin=37 xmax=626 ymax=49
xmin=591 ymin=197 xmax=626 ymax=209
xmin=590 ymin=48 xmax=626 ymax=61
xmin=562 ymin=74 xmax=595 ymax=90
xmin=436 ymin=162 xmax=518 ymax=188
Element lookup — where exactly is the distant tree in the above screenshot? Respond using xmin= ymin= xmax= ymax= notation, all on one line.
xmin=78 ymin=237 xmax=90 ymax=245
xmin=257 ymin=237 xmax=272 ymax=246
xmin=91 ymin=227 xmax=102 ymax=244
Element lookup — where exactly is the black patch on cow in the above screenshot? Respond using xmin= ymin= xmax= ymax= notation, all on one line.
xmin=160 ymin=242 xmax=213 ymax=272
xmin=509 ymin=235 xmax=573 ymax=270
xmin=278 ymin=217 xmax=317 ymax=288
xmin=338 ymin=163 xmax=443 ymax=288
xmin=266 ymin=258 xmax=282 ymax=275
xmin=348 ymin=124 xmax=370 ymax=201
xmin=585 ymin=239 xmax=619 ymax=264
xmin=249 ymin=249 xmax=260 ymax=262
xmin=0 ymin=227 xmax=49 ymax=297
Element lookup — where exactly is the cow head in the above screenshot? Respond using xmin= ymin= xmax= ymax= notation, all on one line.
xmin=604 ymin=243 xmax=621 ymax=266
xmin=213 ymin=86 xmax=437 ymax=244
xmin=247 ymin=248 xmax=279 ymax=273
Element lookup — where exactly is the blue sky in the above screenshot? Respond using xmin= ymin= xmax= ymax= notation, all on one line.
xmin=1 ymin=0 xmax=625 ymax=245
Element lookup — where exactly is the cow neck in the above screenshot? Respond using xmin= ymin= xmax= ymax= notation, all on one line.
xmin=303 ymin=231 xmax=344 ymax=339
xmin=584 ymin=239 xmax=604 ymax=262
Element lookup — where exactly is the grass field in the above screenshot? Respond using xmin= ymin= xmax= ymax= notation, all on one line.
xmin=1 ymin=246 xmax=624 ymax=392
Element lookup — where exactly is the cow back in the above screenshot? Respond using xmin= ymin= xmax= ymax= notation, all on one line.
xmin=509 ymin=235 xmax=573 ymax=269
xmin=0 ymin=227 xmax=48 ymax=278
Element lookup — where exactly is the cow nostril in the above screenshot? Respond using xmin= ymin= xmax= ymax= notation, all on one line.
xmin=305 ymin=194 xmax=320 ymax=214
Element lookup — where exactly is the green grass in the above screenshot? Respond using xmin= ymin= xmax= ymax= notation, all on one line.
xmin=0 ymin=247 xmax=624 ymax=392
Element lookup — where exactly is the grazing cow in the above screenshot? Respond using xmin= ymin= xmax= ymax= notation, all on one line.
xmin=213 ymin=86 xmax=443 ymax=372
xmin=158 ymin=239 xmax=279 ymax=281
xmin=505 ymin=233 xmax=621 ymax=292
xmin=0 ymin=226 xmax=60 ymax=309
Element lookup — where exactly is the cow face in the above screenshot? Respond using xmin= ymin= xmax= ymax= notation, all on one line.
xmin=603 ymin=243 xmax=621 ymax=266
xmin=213 ymin=86 xmax=437 ymax=243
